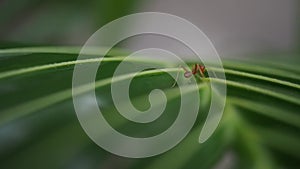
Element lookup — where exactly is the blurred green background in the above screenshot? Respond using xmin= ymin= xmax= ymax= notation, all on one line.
xmin=0 ymin=0 xmax=300 ymax=169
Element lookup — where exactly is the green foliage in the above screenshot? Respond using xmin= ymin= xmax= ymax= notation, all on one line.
xmin=0 ymin=47 xmax=299 ymax=169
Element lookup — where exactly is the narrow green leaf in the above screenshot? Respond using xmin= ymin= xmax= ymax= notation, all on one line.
xmin=230 ymin=97 xmax=300 ymax=129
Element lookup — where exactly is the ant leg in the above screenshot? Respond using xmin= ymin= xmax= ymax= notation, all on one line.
xmin=197 ymin=64 xmax=206 ymax=78
xmin=171 ymin=65 xmax=181 ymax=88
xmin=199 ymin=69 xmax=205 ymax=78
xmin=181 ymin=65 xmax=190 ymax=73
xmin=192 ymin=64 xmax=197 ymax=74
xmin=171 ymin=65 xmax=193 ymax=87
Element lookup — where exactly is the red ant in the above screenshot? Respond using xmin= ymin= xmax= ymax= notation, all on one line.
xmin=172 ymin=64 xmax=206 ymax=87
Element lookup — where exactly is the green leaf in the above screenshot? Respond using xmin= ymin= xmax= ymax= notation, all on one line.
xmin=0 ymin=46 xmax=299 ymax=169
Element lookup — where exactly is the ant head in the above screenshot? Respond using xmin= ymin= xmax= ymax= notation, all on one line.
xmin=184 ymin=71 xmax=193 ymax=78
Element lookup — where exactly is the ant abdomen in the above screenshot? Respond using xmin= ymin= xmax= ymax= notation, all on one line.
xmin=184 ymin=71 xmax=193 ymax=78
